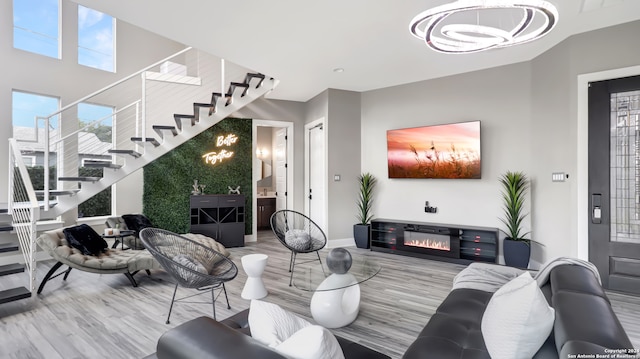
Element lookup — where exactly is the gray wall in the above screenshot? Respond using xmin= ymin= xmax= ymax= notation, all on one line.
xmin=360 ymin=20 xmax=640 ymax=265
xmin=0 ymin=0 xmax=185 ymax=219
xmin=361 ymin=62 xmax=533 ymax=259
xmin=326 ymin=89 xmax=361 ymax=240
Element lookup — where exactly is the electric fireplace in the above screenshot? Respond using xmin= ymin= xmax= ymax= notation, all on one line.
xmin=400 ymin=225 xmax=459 ymax=259
xmin=404 ymin=231 xmax=451 ymax=251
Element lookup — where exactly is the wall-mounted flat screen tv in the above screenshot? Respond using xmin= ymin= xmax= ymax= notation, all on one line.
xmin=387 ymin=120 xmax=481 ymax=179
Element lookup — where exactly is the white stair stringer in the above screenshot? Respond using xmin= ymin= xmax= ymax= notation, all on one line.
xmin=47 ymin=77 xmax=279 ymax=217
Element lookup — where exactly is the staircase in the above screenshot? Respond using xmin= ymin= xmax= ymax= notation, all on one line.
xmin=6 ymin=47 xmax=278 ymax=302
xmin=0 ymin=210 xmax=31 ymax=304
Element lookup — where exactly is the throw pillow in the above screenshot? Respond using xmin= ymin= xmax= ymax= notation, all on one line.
xmin=481 ymin=271 xmax=555 ymax=359
xmin=248 ymin=300 xmax=312 ymax=347
xmin=284 ymin=229 xmax=312 ymax=251
xmin=173 ymin=254 xmax=208 ymax=274
xmin=121 ymin=214 xmax=154 ymax=234
xmin=275 ymin=325 xmax=345 ymax=359
xmin=63 ymin=224 xmax=108 ymax=256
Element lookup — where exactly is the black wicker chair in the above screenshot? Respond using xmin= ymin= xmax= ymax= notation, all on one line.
xmin=139 ymin=228 xmax=238 ymax=324
xmin=270 ymin=210 xmax=327 ymax=286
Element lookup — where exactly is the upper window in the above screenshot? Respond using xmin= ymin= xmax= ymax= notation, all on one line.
xmin=78 ymin=5 xmax=115 ymax=72
xmin=13 ymin=0 xmax=60 ymax=58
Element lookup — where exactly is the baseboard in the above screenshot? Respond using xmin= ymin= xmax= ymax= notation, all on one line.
xmin=245 ymin=234 xmax=257 ymax=243
xmin=326 ymin=237 xmax=356 ymax=248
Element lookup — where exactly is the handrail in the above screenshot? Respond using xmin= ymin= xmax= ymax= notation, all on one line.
xmin=52 ymin=100 xmax=140 ymax=145
xmin=9 ymin=138 xmax=40 ymax=209
xmin=41 ymin=46 xmax=192 ymax=120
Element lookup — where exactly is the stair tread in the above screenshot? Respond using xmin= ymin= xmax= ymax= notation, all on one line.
xmin=0 ymin=287 xmax=31 ymax=304
xmin=245 ymin=73 xmax=266 ymax=88
xmin=153 ymin=125 xmax=178 ymax=139
xmin=0 ymin=224 xmax=13 ymax=232
xmin=83 ymin=162 xmax=122 ymax=169
xmin=0 ymin=242 xmax=19 ymax=253
xmin=35 ymin=189 xmax=81 ymax=196
xmin=58 ymin=177 xmax=101 ymax=182
xmin=130 ymin=137 xmax=161 ymax=147
xmin=0 ymin=263 xmax=25 ymax=277
xmin=108 ymin=149 xmax=142 ymax=158
xmin=193 ymin=102 xmax=213 ymax=107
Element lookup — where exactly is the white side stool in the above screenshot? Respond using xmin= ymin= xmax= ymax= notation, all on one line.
xmin=241 ymin=254 xmax=268 ymax=299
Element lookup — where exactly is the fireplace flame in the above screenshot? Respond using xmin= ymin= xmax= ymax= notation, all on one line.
xmin=405 ymin=238 xmax=450 ymax=251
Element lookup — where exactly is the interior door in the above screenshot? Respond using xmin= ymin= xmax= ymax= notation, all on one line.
xmin=275 ymin=128 xmax=288 ymax=211
xmin=589 ymin=75 xmax=640 ymax=294
xmin=308 ymin=123 xmax=326 ymax=232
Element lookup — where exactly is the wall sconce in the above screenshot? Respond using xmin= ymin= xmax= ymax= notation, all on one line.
xmin=256 ymin=148 xmax=269 ymax=158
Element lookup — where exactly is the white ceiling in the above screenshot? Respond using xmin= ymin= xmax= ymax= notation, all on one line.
xmin=74 ymin=0 xmax=640 ymax=102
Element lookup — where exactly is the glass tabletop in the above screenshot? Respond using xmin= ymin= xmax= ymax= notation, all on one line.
xmin=292 ymin=254 xmax=381 ymax=292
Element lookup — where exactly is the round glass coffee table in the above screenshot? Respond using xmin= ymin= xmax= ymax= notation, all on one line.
xmin=292 ymin=253 xmax=381 ymax=328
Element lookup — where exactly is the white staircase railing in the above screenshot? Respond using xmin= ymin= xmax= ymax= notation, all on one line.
xmin=8 ymin=138 xmax=40 ymax=293
xmin=12 ymin=46 xmax=276 ymax=217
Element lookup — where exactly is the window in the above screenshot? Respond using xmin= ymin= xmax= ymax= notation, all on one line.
xmin=78 ymin=103 xmax=114 ymax=218
xmin=78 ymin=102 xmax=114 ymax=143
xmin=12 ymin=90 xmax=60 ymax=138
xmin=13 ymin=0 xmax=60 ymax=58
xmin=78 ymin=5 xmax=115 ymax=72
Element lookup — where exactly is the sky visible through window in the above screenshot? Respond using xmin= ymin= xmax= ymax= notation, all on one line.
xmin=12 ymin=91 xmax=59 ymax=129
xmin=78 ymin=5 xmax=114 ymax=72
xmin=13 ymin=0 xmax=59 ymax=58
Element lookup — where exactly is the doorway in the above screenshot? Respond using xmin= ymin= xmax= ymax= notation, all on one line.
xmin=252 ymin=120 xmax=294 ymax=242
xmin=305 ymin=119 xmax=327 ymax=234
xmin=588 ymin=75 xmax=640 ymax=294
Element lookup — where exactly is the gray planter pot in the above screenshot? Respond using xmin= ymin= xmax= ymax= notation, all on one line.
xmin=503 ymin=238 xmax=530 ymax=268
xmin=353 ymin=224 xmax=370 ymax=249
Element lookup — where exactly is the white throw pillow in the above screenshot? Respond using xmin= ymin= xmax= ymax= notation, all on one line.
xmin=481 ymin=271 xmax=555 ymax=359
xmin=275 ymin=325 xmax=345 ymax=359
xmin=248 ymin=300 xmax=312 ymax=347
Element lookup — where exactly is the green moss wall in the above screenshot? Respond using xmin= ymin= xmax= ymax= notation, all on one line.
xmin=143 ymin=118 xmax=253 ymax=234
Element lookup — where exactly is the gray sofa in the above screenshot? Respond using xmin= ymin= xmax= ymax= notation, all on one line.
xmin=146 ymin=263 xmax=633 ymax=359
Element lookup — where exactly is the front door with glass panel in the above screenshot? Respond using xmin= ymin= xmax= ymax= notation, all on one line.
xmin=589 ymin=76 xmax=640 ymax=294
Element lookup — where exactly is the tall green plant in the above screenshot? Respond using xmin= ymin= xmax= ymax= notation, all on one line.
xmin=356 ymin=173 xmax=377 ymax=225
xmin=499 ymin=171 xmax=530 ymax=243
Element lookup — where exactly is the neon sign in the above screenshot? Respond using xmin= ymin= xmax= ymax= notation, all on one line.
xmin=203 ymin=133 xmax=238 ymax=166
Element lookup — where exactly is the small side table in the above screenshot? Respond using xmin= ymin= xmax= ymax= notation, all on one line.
xmin=241 ymin=254 xmax=268 ymax=299
xmin=102 ymin=230 xmax=136 ymax=250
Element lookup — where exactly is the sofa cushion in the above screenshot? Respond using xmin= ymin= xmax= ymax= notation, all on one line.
xmin=275 ymin=325 xmax=345 ymax=359
xmin=481 ymin=272 xmax=555 ymax=359
xmin=63 ymin=224 xmax=108 ymax=256
xmin=122 ymin=214 xmax=154 ymax=233
xmin=248 ymin=300 xmax=312 ymax=347
xmin=403 ymin=288 xmax=492 ymax=359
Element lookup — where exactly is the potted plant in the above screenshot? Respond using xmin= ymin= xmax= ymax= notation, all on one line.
xmin=499 ymin=171 xmax=531 ymax=268
xmin=354 ymin=172 xmax=377 ymax=249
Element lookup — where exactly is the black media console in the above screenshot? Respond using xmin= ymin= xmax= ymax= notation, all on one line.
xmin=370 ymin=218 xmax=499 ymax=264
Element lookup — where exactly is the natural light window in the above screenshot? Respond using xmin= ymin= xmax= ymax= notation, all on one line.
xmin=13 ymin=0 xmax=60 ymax=58
xmin=78 ymin=102 xmax=114 ymax=143
xmin=78 ymin=102 xmax=114 ymax=218
xmin=78 ymin=5 xmax=115 ymax=72
xmin=12 ymin=91 xmax=60 ymax=139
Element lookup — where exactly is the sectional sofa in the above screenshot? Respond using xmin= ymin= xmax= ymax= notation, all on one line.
xmin=145 ymin=263 xmax=634 ymax=359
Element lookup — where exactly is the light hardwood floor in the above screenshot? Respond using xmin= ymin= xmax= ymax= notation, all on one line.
xmin=0 ymin=231 xmax=638 ymax=359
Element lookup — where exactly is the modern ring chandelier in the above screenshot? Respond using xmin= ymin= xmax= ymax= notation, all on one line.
xmin=409 ymin=0 xmax=559 ymax=54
